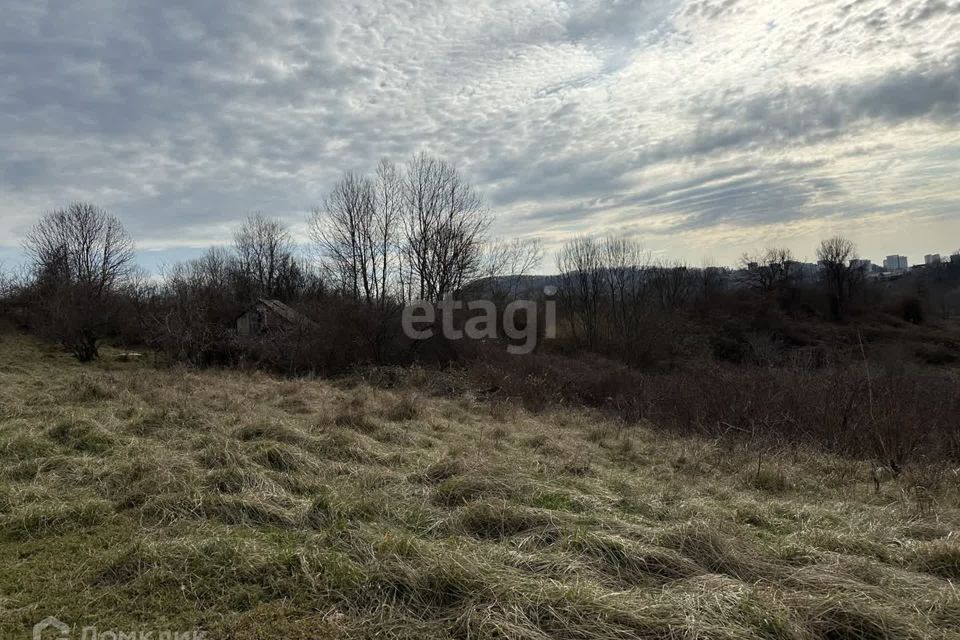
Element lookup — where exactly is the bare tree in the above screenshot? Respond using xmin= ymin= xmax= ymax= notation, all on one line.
xmin=740 ymin=248 xmax=799 ymax=294
xmin=554 ymin=234 xmax=681 ymax=363
xmin=401 ymin=154 xmax=491 ymax=301
xmin=311 ymin=172 xmax=373 ymax=300
xmin=0 ymin=262 xmax=9 ymax=300
xmin=601 ymin=235 xmax=647 ymax=335
xmin=816 ymin=236 xmax=860 ymax=319
xmin=556 ymin=237 xmax=605 ymax=347
xmin=648 ymin=259 xmax=695 ymax=312
xmin=0 ymin=262 xmax=11 ymax=324
xmin=312 ymin=155 xmax=490 ymax=305
xmin=234 ymin=214 xmax=298 ymax=301
xmin=194 ymin=246 xmax=234 ymax=292
xmin=22 ymin=203 xmax=135 ymax=360
xmin=371 ymin=159 xmax=402 ymax=307
xmin=25 ymin=202 xmax=135 ymax=297
xmin=483 ymin=238 xmax=544 ymax=301
xmin=695 ymin=265 xmax=728 ymax=305
xmin=149 ymin=249 xmax=237 ymax=366
xmin=311 ymin=162 xmax=401 ymax=307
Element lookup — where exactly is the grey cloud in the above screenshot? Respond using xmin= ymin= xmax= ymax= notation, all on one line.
xmin=466 ymin=49 xmax=960 ymax=245
xmin=825 ymin=0 xmax=960 ymax=40
xmin=1 ymin=1 xmax=350 ymax=138
xmin=682 ymin=0 xmax=741 ymax=19
xmin=488 ymin=152 xmax=638 ymax=207
xmin=691 ymin=58 xmax=960 ymax=150
xmin=515 ymin=162 xmax=842 ymax=234
xmin=839 ymin=0 xmax=960 ymax=28
xmin=513 ymin=165 xmax=761 ymax=224
xmin=852 ymin=61 xmax=960 ymax=122
xmin=565 ymin=0 xmax=675 ymax=43
xmin=904 ymin=0 xmax=960 ymax=24
xmin=0 ymin=157 xmax=50 ymax=191
xmin=623 ymin=173 xmax=841 ymax=232
xmin=492 ymin=57 xmax=960 ymax=221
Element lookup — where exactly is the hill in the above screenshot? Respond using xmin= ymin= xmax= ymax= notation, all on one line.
xmin=1 ymin=334 xmax=958 ymax=639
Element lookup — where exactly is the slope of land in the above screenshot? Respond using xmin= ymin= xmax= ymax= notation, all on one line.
xmin=0 ymin=334 xmax=958 ymax=639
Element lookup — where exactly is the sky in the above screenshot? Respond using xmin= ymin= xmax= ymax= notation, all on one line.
xmin=1 ymin=0 xmax=959 ymax=274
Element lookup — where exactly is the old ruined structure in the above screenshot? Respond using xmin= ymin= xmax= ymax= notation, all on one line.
xmin=236 ymin=298 xmax=317 ymax=337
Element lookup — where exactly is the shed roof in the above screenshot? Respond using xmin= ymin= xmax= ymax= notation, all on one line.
xmin=252 ymin=298 xmax=319 ymax=329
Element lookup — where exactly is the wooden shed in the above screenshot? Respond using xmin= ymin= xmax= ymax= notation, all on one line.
xmin=236 ymin=299 xmax=317 ymax=337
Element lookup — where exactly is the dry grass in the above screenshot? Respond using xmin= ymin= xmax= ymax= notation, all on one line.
xmin=1 ymin=334 xmax=959 ymax=639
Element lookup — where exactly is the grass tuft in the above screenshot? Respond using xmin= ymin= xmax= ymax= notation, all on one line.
xmin=47 ymin=418 xmax=115 ymax=454
xmin=432 ymin=476 xmax=514 ymax=506
xmin=0 ymin=499 xmax=113 ymax=539
xmin=659 ymin=521 xmax=775 ymax=581
xmin=235 ymin=422 xmax=306 ymax=444
xmin=383 ymin=394 xmax=422 ymax=422
xmin=252 ymin=443 xmax=312 ymax=473
xmin=416 ymin=457 xmax=466 ymax=484
xmin=912 ymin=540 xmax=960 ymax=580
xmin=566 ymin=531 xmax=705 ymax=584
xmin=67 ymin=374 xmax=115 ymax=402
xmin=457 ymin=502 xmax=563 ymax=542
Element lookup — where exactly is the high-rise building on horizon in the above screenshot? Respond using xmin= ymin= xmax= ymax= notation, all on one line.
xmin=883 ymin=255 xmax=909 ymax=272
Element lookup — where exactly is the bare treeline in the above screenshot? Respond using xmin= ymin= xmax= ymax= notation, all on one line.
xmin=552 ymin=233 xmax=898 ymax=366
xmin=10 ymin=154 xmax=541 ymax=367
xmin=555 ymin=235 xmax=722 ymax=364
xmin=7 ymin=160 xmax=958 ymax=382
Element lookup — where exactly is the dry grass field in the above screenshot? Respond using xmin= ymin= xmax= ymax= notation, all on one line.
xmin=1 ymin=333 xmax=959 ymax=639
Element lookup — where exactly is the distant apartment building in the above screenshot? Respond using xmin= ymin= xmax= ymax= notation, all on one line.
xmin=883 ymin=255 xmax=909 ymax=271
xmin=925 ymin=254 xmax=942 ymax=265
xmin=850 ymin=259 xmax=871 ymax=270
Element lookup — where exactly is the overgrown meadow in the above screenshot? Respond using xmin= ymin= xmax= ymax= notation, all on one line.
xmin=1 ymin=334 xmax=959 ymax=639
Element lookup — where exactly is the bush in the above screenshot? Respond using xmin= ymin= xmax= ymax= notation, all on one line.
xmin=462 ymin=345 xmax=960 ymax=462
xmin=899 ymin=296 xmax=926 ymax=324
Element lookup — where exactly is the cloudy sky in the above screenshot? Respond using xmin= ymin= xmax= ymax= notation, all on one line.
xmin=1 ymin=0 xmax=959 ymax=272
